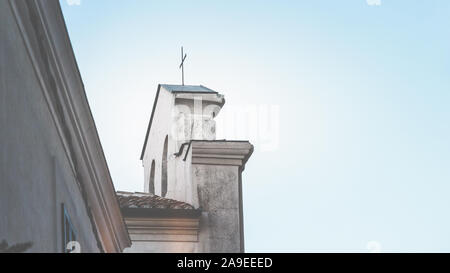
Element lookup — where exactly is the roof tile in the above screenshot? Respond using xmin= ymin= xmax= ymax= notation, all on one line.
xmin=116 ymin=191 xmax=195 ymax=210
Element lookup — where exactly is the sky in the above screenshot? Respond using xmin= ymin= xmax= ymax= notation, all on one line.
xmin=60 ymin=0 xmax=450 ymax=252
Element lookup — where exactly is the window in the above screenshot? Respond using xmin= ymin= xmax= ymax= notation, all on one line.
xmin=149 ymin=160 xmax=155 ymax=194
xmin=62 ymin=204 xmax=77 ymax=253
xmin=161 ymin=135 xmax=168 ymax=197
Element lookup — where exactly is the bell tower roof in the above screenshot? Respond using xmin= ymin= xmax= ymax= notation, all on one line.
xmin=140 ymin=84 xmax=223 ymax=160
xmin=160 ymin=84 xmax=218 ymax=94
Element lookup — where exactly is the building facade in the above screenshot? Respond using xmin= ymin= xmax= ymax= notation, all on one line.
xmin=0 ymin=0 xmax=253 ymax=253
xmin=0 ymin=0 xmax=130 ymax=253
xmin=120 ymin=84 xmax=253 ymax=253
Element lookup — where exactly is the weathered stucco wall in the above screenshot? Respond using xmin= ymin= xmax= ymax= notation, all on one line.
xmin=193 ymin=164 xmax=243 ymax=253
xmin=0 ymin=0 xmax=100 ymax=252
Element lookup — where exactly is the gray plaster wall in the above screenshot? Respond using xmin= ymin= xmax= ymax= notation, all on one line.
xmin=0 ymin=0 xmax=99 ymax=252
xmin=193 ymin=164 xmax=243 ymax=253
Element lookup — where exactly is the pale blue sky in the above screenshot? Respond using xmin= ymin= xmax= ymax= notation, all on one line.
xmin=61 ymin=0 xmax=450 ymax=252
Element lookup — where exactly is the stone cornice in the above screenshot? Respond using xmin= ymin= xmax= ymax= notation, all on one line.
xmin=187 ymin=140 xmax=254 ymax=169
xmin=124 ymin=216 xmax=200 ymax=242
xmin=121 ymin=208 xmax=202 ymax=219
xmin=8 ymin=0 xmax=130 ymax=252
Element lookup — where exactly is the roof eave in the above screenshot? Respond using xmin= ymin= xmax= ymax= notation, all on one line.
xmin=140 ymin=84 xmax=162 ymax=160
xmin=121 ymin=207 xmax=202 ymax=218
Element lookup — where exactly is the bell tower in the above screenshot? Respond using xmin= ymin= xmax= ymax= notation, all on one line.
xmin=139 ymin=84 xmax=253 ymax=252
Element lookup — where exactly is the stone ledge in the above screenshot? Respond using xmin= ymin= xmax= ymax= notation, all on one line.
xmin=124 ymin=217 xmax=200 ymax=243
xmin=189 ymin=140 xmax=254 ymax=168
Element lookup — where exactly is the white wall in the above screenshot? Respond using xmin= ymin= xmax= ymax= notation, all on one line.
xmin=142 ymin=87 xmax=175 ymax=197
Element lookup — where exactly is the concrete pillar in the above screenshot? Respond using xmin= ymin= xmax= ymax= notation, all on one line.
xmin=190 ymin=141 xmax=253 ymax=253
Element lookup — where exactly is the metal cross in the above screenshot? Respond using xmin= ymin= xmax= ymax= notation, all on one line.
xmin=179 ymin=47 xmax=187 ymax=86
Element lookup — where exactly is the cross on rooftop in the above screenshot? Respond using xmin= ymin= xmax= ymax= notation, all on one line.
xmin=179 ymin=47 xmax=187 ymax=86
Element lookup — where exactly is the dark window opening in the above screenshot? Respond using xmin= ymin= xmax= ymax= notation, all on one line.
xmin=62 ymin=204 xmax=77 ymax=253
xmin=161 ymin=135 xmax=168 ymax=197
xmin=149 ymin=160 xmax=155 ymax=194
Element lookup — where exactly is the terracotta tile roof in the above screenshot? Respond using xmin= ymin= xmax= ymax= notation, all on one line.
xmin=116 ymin=191 xmax=196 ymax=210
